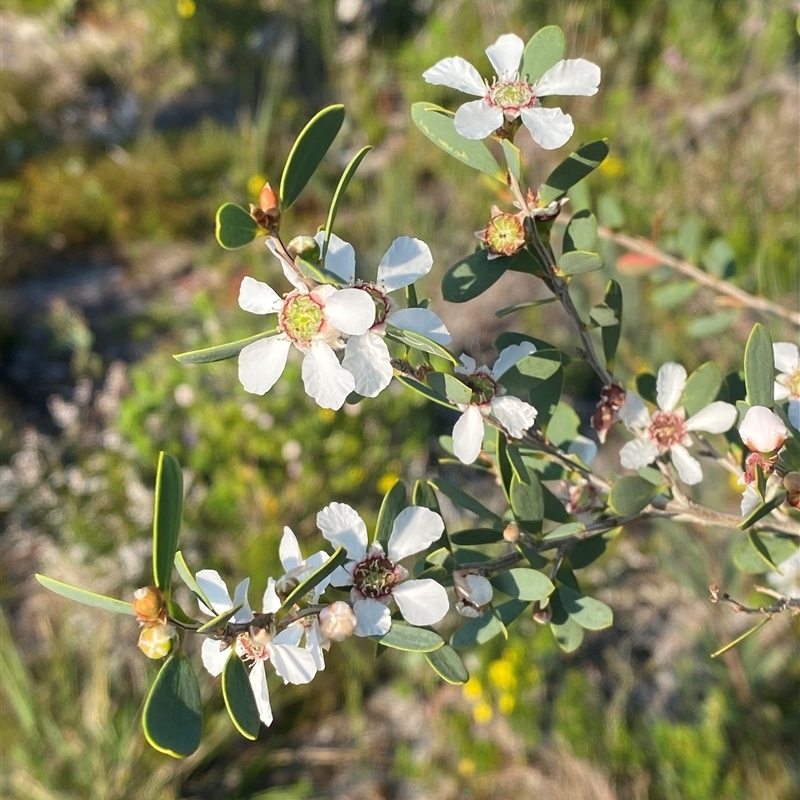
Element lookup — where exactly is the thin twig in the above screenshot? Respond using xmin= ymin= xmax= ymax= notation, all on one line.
xmin=709 ymin=584 xmax=800 ymax=616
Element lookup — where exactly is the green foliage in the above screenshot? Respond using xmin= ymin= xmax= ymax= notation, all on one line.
xmin=33 ymin=575 xmax=135 ymax=616
xmin=521 ymin=26 xmax=566 ymax=83
xmin=744 ymin=324 xmax=775 ymax=408
xmin=222 ymin=652 xmax=260 ymax=740
xmin=215 ymin=203 xmax=260 ymax=250
xmin=152 ymin=452 xmax=183 ymax=594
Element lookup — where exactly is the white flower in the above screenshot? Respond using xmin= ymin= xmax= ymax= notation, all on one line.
xmin=262 ymin=527 xmax=331 ymax=671
xmin=453 ymin=571 xmax=493 ymax=617
xmin=618 ymin=363 xmax=737 ymax=485
xmin=774 ymin=342 xmax=800 ymax=429
xmin=423 ymin=33 xmax=600 ymax=148
xmin=313 ymin=232 xmax=451 ymax=398
xmin=196 ymin=569 xmax=317 ymax=727
xmin=451 ymin=343 xmax=539 ymax=465
xmin=318 ymin=600 xmax=358 ymax=642
xmin=739 ymin=406 xmax=787 ymax=454
xmin=236 ymin=267 xmax=375 ymax=409
xmin=316 ymin=502 xmax=449 ymax=636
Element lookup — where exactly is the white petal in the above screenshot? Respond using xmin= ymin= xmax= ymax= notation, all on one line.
xmin=316 ymin=231 xmax=356 ymax=283
xmin=491 ymin=342 xmax=537 ymax=380
xmin=301 ymin=342 xmax=355 ymax=410
xmin=740 ymin=484 xmax=761 ymax=517
xmin=670 ymin=444 xmax=703 ymax=485
xmin=316 ymin=502 xmax=368 ymax=559
xmin=266 ymin=239 xmax=308 ymax=293
xmin=685 ymin=401 xmax=737 ymax=434
xmin=536 ymin=58 xmax=601 ymax=97
xmin=342 ymin=332 xmax=393 ymax=397
xmin=201 ymin=638 xmax=230 ymax=677
xmin=238 ymin=336 xmax=291 ymax=395
xmin=273 ymin=625 xmax=303 ymax=647
xmin=452 ymin=405 xmax=486 ymax=464
xmin=388 ymin=506 xmax=445 ymax=562
xmin=376 ymin=237 xmax=433 ymax=292
xmin=774 ymin=381 xmax=791 ymax=402
xmin=324 ymin=288 xmax=375 ymax=335
xmin=485 ymin=34 xmax=524 ymax=81
xmin=305 ymin=620 xmax=326 ymax=671
xmin=422 ymin=56 xmax=487 ymax=96
xmin=248 ymin=661 xmax=272 ymax=726
xmin=619 ymin=436 xmax=659 ymax=470
xmin=519 ymin=106 xmax=574 ymax=149
xmin=618 ymin=391 xmax=650 ymax=429
xmin=353 ymin=598 xmax=392 ymax=637
xmin=456 ymin=353 xmax=477 ymax=375
xmin=454 ymin=99 xmax=505 ymax=139
xmin=737 ymin=406 xmax=788 ymax=452
xmin=328 ymin=564 xmax=355 ymax=587
xmin=279 ymin=526 xmax=303 ymax=572
xmin=456 ymin=573 xmax=493 ymax=606
xmin=387 ymin=308 xmax=451 ymax=344
xmin=261 ymin=578 xmax=281 ymax=614
xmin=656 ymin=363 xmax=687 ymax=411
xmin=773 ymin=342 xmax=799 ymax=375
xmin=230 ymin=578 xmax=253 ymax=622
xmin=238 ymin=276 xmax=283 ymax=315
xmin=268 ymin=641 xmax=317 ymax=685
xmin=393 ymin=579 xmax=450 ymax=626
xmin=195 ymin=569 xmax=232 ymax=616
xmin=491 ymin=395 xmax=538 ymax=438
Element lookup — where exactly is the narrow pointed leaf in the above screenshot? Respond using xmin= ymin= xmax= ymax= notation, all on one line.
xmin=413 ymin=479 xmax=441 ymax=513
xmin=395 ymin=376 xmax=453 ymax=409
xmin=501 ymin=139 xmax=522 ymax=183
xmin=279 ymin=546 xmax=347 ymax=613
xmin=411 ymin=102 xmax=502 ymax=179
xmin=521 ymin=25 xmax=566 ymax=83
xmin=449 ymin=528 xmax=504 ymax=546
xmin=425 ymin=644 xmax=469 ymax=684
xmin=496 ymin=297 xmax=557 ymax=317
xmin=601 ymin=280 xmax=622 ymax=370
xmin=510 ymin=466 xmax=544 ymax=531
xmin=173 ymin=331 xmax=277 ymax=365
xmin=152 ymin=452 xmax=183 ymax=593
xmin=539 ymin=140 xmax=609 ymax=205
xmin=142 ymin=652 xmax=202 ymax=758
xmin=732 ymin=537 xmax=797 ymax=574
xmin=280 ymin=105 xmax=345 ymax=210
xmin=744 ymin=323 xmax=774 ymax=408
xmin=174 ymin=551 xmax=213 ymax=610
xmin=441 ymin=248 xmax=509 ymax=303
xmin=427 ymin=372 xmax=472 ymax=405
xmin=711 ymin=617 xmax=770 ymax=658
xmin=222 ymin=652 xmax=260 ymax=740
xmin=739 ymin=492 xmax=787 ymax=531
xmin=386 ymin=326 xmax=458 ymax=363
xmin=491 ymin=568 xmax=554 ymax=601
xmin=376 ymin=480 xmax=407 ymax=548
xmin=744 ymin=530 xmax=783 ymax=571
xmin=216 ymin=203 xmax=260 ymax=250
xmin=429 ymin=478 xmax=502 ymax=522
xmin=542 ymin=522 xmax=585 ymax=542
xmin=35 ymin=575 xmax=134 ymax=616
xmin=323 ymin=145 xmax=371 ymax=257
xmin=196 ymin=603 xmax=244 ymax=633
xmin=370 ymin=621 xmax=444 ymax=652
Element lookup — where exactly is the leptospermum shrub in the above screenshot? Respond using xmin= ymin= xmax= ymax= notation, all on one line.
xmin=37 ymin=27 xmax=800 ymax=758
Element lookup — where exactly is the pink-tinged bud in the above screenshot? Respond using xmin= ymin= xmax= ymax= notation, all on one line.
xmin=249 ymin=182 xmax=281 ymax=232
xmin=453 ymin=571 xmax=493 ymax=617
xmin=503 ymin=521 xmax=520 ymax=543
xmin=137 ymin=622 xmax=174 ymax=659
xmin=132 ymin=586 xmax=167 ymax=624
xmin=784 ymin=473 xmax=800 ymax=510
xmin=318 ymin=601 xmax=357 ymax=642
xmin=739 ymin=406 xmax=787 ymax=454
xmin=258 ymin=182 xmax=280 ymax=214
xmin=476 ymin=206 xmax=526 ymax=258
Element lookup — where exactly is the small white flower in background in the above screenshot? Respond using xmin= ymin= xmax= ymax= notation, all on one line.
xmin=262 ymin=527 xmax=331 ymax=671
xmin=737 ymin=406 xmax=787 ymax=517
xmin=453 ymin=571 xmax=493 ymax=617
xmin=773 ymin=342 xmax=800 ymax=429
xmin=618 ymin=363 xmax=737 ymax=485
xmin=452 ymin=343 xmax=539 ymax=465
xmin=313 ymin=232 xmax=451 ymax=398
xmin=318 ymin=600 xmax=358 ymax=641
xmin=766 ymin=552 xmax=800 ymax=599
xmin=196 ymin=569 xmax=317 ymax=727
xmin=423 ymin=33 xmax=600 ymax=148
xmin=236 ymin=265 xmax=375 ymax=409
xmin=316 ymin=502 xmax=449 ymax=636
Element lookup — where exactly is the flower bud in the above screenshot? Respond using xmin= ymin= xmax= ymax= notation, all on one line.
xmin=739 ymin=406 xmax=788 ymax=454
xmin=249 ymin=182 xmax=281 ymax=232
xmin=503 ymin=521 xmax=520 ymax=543
xmin=784 ymin=472 xmax=800 ymax=510
xmin=287 ymin=235 xmax=321 ymax=262
xmin=318 ymin=601 xmax=357 ymax=642
xmin=532 ymin=601 xmax=551 ymax=625
xmin=138 ymin=622 xmax=174 ymax=659
xmin=133 ymin=585 xmax=167 ymax=624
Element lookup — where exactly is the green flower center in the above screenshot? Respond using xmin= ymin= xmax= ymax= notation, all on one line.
xmin=465 ymin=373 xmax=498 ymax=406
xmin=648 ymin=410 xmax=686 ymax=449
xmin=280 ymin=292 xmax=325 ymax=344
xmin=488 ymin=80 xmax=536 ymax=111
xmin=485 ymin=213 xmax=525 ymax=256
xmin=352 ymin=554 xmax=400 ymax=599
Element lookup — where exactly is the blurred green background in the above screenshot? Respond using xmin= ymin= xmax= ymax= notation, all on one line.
xmin=1 ymin=0 xmax=798 ymax=798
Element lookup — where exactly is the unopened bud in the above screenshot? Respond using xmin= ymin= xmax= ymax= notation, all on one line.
xmin=318 ymin=601 xmax=357 ymax=642
xmin=739 ymin=406 xmax=788 ymax=454
xmin=503 ymin=521 xmax=520 ymax=543
xmin=138 ymin=622 xmax=174 ymax=659
xmin=133 ymin=586 xmax=167 ymax=624
xmin=250 ymin=182 xmax=281 ymax=232
xmin=287 ymin=235 xmax=321 ymax=262
xmin=784 ymin=472 xmax=800 ymax=510
xmin=532 ymin=601 xmax=551 ymax=625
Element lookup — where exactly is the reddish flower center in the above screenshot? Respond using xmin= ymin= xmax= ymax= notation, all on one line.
xmin=647 ymin=410 xmax=687 ymax=449
xmin=352 ymin=554 xmax=401 ymax=599
xmin=743 ymin=452 xmax=777 ymax=485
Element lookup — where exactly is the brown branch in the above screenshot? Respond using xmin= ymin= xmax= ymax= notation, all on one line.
xmin=709 ymin=584 xmax=800 ymax=616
